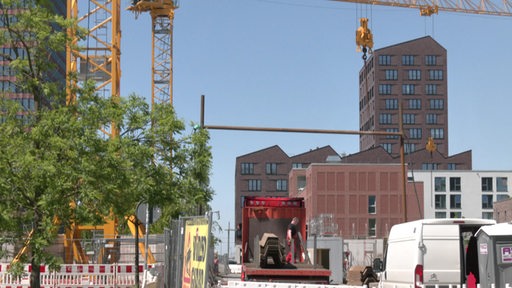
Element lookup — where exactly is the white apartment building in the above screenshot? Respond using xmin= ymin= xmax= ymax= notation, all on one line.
xmin=411 ymin=170 xmax=512 ymax=219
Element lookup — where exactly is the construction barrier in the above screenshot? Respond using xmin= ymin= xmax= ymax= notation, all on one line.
xmin=0 ymin=263 xmax=154 ymax=288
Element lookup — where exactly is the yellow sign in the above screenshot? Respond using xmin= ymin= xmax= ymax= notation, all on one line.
xmin=182 ymin=218 xmax=209 ymax=288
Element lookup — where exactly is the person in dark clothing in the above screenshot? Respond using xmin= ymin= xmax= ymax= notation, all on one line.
xmin=235 ymin=223 xmax=242 ymax=243
xmin=286 ymin=217 xmax=301 ymax=263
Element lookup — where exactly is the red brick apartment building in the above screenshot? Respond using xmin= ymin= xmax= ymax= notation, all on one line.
xmin=359 ymin=36 xmax=449 ymax=157
xmin=234 ymin=145 xmax=338 ymax=229
xmin=289 ymin=163 xmax=423 ymax=238
xmin=494 ymin=198 xmax=512 ymax=223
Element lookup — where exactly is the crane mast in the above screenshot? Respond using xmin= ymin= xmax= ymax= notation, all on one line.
xmin=66 ymin=0 xmax=121 ymax=137
xmin=128 ymin=0 xmax=178 ymax=107
xmin=65 ymin=0 xmax=121 ymax=264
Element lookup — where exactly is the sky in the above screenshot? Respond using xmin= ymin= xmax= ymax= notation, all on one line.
xmin=118 ymin=0 xmax=512 ymax=255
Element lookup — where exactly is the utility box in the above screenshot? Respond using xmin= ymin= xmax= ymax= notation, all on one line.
xmin=476 ymin=222 xmax=512 ymax=287
xmin=306 ymin=236 xmax=344 ymax=284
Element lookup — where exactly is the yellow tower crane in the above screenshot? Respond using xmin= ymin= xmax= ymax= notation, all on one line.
xmin=345 ymin=0 xmax=512 ymax=59
xmin=65 ymin=0 xmax=122 ymax=264
xmin=128 ymin=0 xmax=178 ymax=107
xmin=332 ymin=0 xmax=512 ymax=16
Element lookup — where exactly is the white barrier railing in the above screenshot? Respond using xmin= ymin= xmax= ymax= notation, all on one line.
xmin=0 ymin=263 xmax=152 ymax=288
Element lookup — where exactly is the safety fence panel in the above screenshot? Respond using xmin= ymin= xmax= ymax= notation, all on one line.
xmin=0 ymin=264 xmax=151 ymax=288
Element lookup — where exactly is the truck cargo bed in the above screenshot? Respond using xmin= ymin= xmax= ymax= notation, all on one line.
xmin=243 ymin=262 xmax=331 ymax=283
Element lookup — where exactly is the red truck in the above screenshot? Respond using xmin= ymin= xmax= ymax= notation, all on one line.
xmin=240 ymin=196 xmax=331 ymax=283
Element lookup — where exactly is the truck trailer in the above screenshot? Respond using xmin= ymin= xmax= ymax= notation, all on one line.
xmin=240 ymin=196 xmax=331 ymax=283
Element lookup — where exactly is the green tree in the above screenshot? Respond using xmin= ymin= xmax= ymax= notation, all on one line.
xmin=0 ymin=1 xmax=213 ymax=287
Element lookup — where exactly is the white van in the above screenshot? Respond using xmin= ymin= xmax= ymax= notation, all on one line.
xmin=377 ymin=218 xmax=496 ymax=288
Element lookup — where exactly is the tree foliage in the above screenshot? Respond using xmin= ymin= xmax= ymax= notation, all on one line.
xmin=0 ymin=1 xmax=213 ymax=287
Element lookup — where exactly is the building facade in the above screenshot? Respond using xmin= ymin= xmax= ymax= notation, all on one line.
xmin=0 ymin=1 xmax=67 ymax=112
xmin=288 ymin=163 xmax=424 ymax=239
xmin=494 ymin=197 xmax=512 ymax=223
xmin=342 ymin=145 xmax=472 ymax=171
xmin=234 ymin=145 xmax=338 ymax=230
xmin=359 ymin=36 xmax=449 ymax=157
xmin=411 ymin=170 xmax=512 ymax=219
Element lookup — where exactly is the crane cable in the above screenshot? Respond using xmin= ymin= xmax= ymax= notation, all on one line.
xmin=85 ymin=0 xmax=91 ymax=83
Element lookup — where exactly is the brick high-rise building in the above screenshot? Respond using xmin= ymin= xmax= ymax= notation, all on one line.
xmin=359 ymin=36 xmax=448 ymax=157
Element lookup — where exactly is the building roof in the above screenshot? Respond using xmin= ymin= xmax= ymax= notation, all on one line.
xmin=374 ymin=35 xmax=446 ymax=53
xmin=477 ymin=222 xmax=512 ymax=237
xmin=236 ymin=145 xmax=288 ymax=159
xmin=290 ymin=145 xmax=338 ymax=159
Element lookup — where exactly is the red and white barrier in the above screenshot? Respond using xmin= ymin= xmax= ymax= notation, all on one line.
xmin=0 ymin=263 xmax=154 ymax=288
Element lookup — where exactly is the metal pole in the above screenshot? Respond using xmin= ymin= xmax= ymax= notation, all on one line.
xmin=135 ymin=202 xmax=142 ymax=288
xmin=399 ymin=102 xmax=407 ymax=222
xmin=143 ymin=205 xmax=150 ymax=288
xmin=226 ymin=222 xmax=231 ymax=274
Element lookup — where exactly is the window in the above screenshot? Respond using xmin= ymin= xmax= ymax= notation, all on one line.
xmin=426 ymin=114 xmax=438 ymax=124
xmin=379 ymin=55 xmax=391 ymax=65
xmin=368 ymin=219 xmax=376 ymax=237
xmin=379 ymin=113 xmax=392 ymax=124
xmin=450 ymin=194 xmax=461 ymax=209
xmin=385 ymin=70 xmax=398 ymax=80
xmin=422 ymin=163 xmax=438 ymax=170
xmin=266 ymin=163 xmax=277 ymax=175
xmin=430 ymin=99 xmax=444 ymax=110
xmin=379 ymin=84 xmax=392 ymax=95
xmin=482 ymin=195 xmax=493 ymax=209
xmin=241 ymin=163 xmax=254 ymax=175
xmin=481 ymin=177 xmax=493 ymax=192
xmin=277 ymin=179 xmax=288 ymax=192
xmin=408 ymin=128 xmax=422 ymax=139
xmin=402 ymin=55 xmax=415 ymax=66
xmin=435 ymin=212 xmax=446 ymax=218
xmin=386 ymin=128 xmax=399 ymax=139
xmin=450 ymin=177 xmax=461 ymax=192
xmin=409 ymin=99 xmax=421 ymax=110
xmin=403 ymin=114 xmax=416 ymax=124
xmin=450 ymin=212 xmax=462 ymax=218
xmin=402 ymin=84 xmax=415 ymax=95
xmin=429 ymin=70 xmax=444 ymax=80
xmin=297 ymin=176 xmax=306 ymax=190
xmin=0 ymin=80 xmax=18 ymax=92
xmin=404 ymin=143 xmax=416 ymax=153
xmin=385 ymin=99 xmax=398 ymax=110
xmin=368 ymin=195 xmax=376 ymax=214
xmin=408 ymin=70 xmax=421 ymax=80
xmin=497 ymin=194 xmax=510 ymax=202
xmin=482 ymin=212 xmax=494 ymax=219
xmin=497 ymin=177 xmax=508 ymax=192
xmin=425 ymin=55 xmax=437 ymax=66
xmin=447 ymin=163 xmax=457 ymax=170
xmin=425 ymin=84 xmax=437 ymax=95
xmin=381 ymin=143 xmax=392 ymax=153
xmin=430 ymin=128 xmax=444 ymax=139
xmin=435 ymin=195 xmax=446 ymax=209
xmin=248 ymin=179 xmax=261 ymax=191
xmin=292 ymin=163 xmax=305 ymax=169
xmin=0 ymin=65 xmax=15 ymax=76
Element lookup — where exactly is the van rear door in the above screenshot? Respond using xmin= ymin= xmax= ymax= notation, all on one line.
xmin=422 ymin=224 xmax=461 ymax=286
